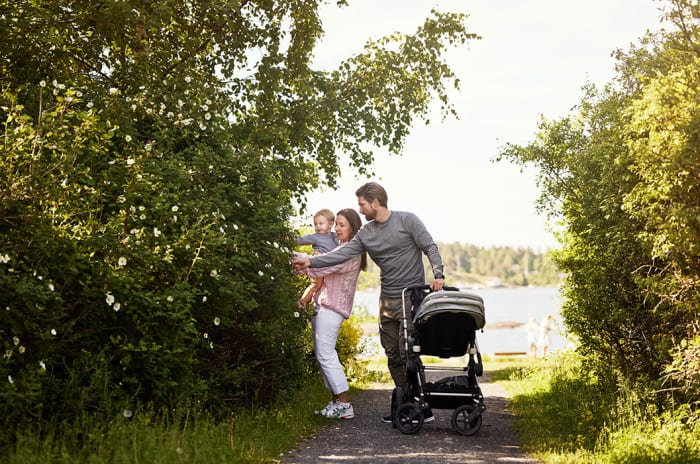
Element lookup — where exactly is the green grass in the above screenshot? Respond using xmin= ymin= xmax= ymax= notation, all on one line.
xmin=5 ymin=378 xmax=336 ymax=464
xmin=8 ymin=351 xmax=700 ymax=463
xmin=491 ymin=351 xmax=700 ymax=464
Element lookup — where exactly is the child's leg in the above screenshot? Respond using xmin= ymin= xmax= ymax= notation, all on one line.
xmin=298 ymin=277 xmax=325 ymax=308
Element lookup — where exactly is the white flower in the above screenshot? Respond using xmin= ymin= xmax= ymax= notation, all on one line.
xmin=171 ymin=205 xmax=179 ymax=212
xmin=125 ymin=135 xmax=132 ymax=142
xmin=113 ymin=303 xmax=121 ymax=311
xmin=48 ymin=283 xmax=54 ymax=291
xmin=123 ymin=409 xmax=133 ymax=418
xmin=293 ymin=311 xmax=300 ymax=318
xmin=51 ymin=329 xmax=57 ymax=336
xmin=18 ymin=346 xmax=25 ymax=354
xmin=126 ymin=158 xmax=135 ymax=166
xmin=0 ymin=254 xmax=11 ymax=264
xmin=144 ymin=142 xmax=153 ymax=151
xmin=203 ymin=333 xmax=208 ymax=339
xmin=258 ymin=271 xmax=264 ymax=277
xmin=184 ymin=76 xmax=192 ymax=83
xmin=109 ymin=87 xmax=119 ymax=95
xmin=167 ymin=296 xmax=173 ymax=302
xmin=39 ymin=361 xmax=46 ymax=370
xmin=210 ymin=270 xmax=218 ymax=277
xmin=138 ymin=205 xmax=145 ymax=211
xmin=214 ymin=317 xmax=220 ymax=326
xmin=39 ymin=80 xmax=46 ymax=87
xmin=153 ymin=227 xmax=161 ymax=237
xmin=239 ymin=175 xmax=247 ymax=183
xmin=8 ymin=375 xmax=13 ymax=384
xmin=204 ymin=112 xmax=211 ymax=120
xmin=118 ymin=257 xmax=127 ymax=266
xmin=202 ymin=296 xmax=207 ymax=302
xmin=12 ymin=336 xmax=19 ymax=346
xmin=106 ymin=293 xmax=115 ymax=306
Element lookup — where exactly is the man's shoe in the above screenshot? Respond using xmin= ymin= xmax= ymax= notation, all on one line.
xmin=386 ymin=408 xmax=434 ymax=424
xmin=322 ymin=402 xmax=354 ymax=419
xmin=410 ymin=409 xmax=435 ymax=424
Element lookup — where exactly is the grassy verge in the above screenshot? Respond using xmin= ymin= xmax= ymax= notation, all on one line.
xmin=11 ymin=343 xmax=698 ymax=463
xmin=5 ymin=377 xmax=339 ymax=464
xmin=489 ymin=351 xmax=700 ymax=464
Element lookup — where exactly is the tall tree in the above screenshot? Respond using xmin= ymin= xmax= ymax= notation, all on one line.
xmin=0 ymin=0 xmax=479 ymax=435
xmin=498 ymin=0 xmax=700 ymax=400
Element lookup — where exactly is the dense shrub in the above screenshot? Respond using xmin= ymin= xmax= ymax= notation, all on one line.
xmin=0 ymin=83 xmax=309 ymax=437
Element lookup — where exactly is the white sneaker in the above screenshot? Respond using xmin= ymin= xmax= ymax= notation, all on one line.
xmin=314 ymin=400 xmax=335 ymax=416
xmin=322 ymin=402 xmax=354 ymax=419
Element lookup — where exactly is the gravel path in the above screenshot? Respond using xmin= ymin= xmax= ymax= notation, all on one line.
xmin=282 ymin=370 xmax=541 ymax=464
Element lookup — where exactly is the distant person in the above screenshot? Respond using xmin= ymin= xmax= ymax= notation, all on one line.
xmin=538 ymin=314 xmax=556 ymax=357
xmin=293 ymin=182 xmax=445 ymax=424
xmin=296 ymin=209 xmax=367 ymax=419
xmin=525 ymin=314 xmax=539 ymax=360
xmin=296 ymin=208 xmax=339 ymax=309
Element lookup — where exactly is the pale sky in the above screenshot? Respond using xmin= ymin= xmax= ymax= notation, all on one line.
xmin=299 ymin=0 xmax=664 ymax=250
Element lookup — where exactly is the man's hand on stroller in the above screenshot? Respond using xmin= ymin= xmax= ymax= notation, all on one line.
xmin=429 ymin=277 xmax=445 ymax=292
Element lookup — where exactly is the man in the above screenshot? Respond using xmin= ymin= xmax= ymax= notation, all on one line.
xmin=293 ymin=182 xmax=445 ymax=423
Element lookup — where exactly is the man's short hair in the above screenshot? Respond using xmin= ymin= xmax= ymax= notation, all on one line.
xmin=356 ymin=182 xmax=388 ymax=207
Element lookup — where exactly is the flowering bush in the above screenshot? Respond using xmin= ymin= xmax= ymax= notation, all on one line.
xmin=0 ymin=81 xmax=310 ymax=433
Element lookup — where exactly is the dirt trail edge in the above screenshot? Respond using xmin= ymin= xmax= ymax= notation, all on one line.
xmin=281 ymin=371 xmax=541 ymax=464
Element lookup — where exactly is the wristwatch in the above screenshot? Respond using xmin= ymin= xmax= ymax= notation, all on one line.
xmin=434 ymin=273 xmax=444 ymax=280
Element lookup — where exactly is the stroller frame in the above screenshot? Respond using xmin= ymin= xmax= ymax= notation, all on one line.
xmin=390 ymin=285 xmax=486 ymax=435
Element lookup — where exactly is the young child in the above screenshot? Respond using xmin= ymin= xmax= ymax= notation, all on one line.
xmin=296 ymin=209 xmax=339 ymax=309
xmin=538 ymin=314 xmax=556 ymax=358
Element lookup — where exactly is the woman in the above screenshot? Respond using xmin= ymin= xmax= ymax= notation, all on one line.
xmin=297 ymin=208 xmax=367 ymax=419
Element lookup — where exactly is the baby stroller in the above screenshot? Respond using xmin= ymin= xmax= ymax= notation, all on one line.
xmin=390 ymin=285 xmax=486 ymax=435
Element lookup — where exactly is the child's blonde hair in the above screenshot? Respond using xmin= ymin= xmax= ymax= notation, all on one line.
xmin=314 ymin=208 xmax=335 ymax=224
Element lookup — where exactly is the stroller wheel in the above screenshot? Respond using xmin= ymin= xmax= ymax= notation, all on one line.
xmin=451 ymin=404 xmax=482 ymax=436
xmin=395 ymin=403 xmax=423 ymax=435
xmin=390 ymin=387 xmax=405 ymax=429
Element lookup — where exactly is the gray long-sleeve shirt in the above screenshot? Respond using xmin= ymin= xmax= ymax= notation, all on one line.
xmin=309 ymin=211 xmax=444 ymax=298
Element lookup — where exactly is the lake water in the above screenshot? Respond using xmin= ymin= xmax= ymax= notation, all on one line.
xmin=353 ymin=286 xmax=570 ymax=356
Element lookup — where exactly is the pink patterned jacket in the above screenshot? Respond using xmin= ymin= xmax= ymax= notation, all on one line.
xmin=300 ymin=244 xmax=362 ymax=319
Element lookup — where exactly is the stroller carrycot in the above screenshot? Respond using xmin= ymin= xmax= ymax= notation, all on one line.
xmin=390 ymin=286 xmax=486 ymax=435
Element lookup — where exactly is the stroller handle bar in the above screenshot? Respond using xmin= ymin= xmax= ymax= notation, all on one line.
xmin=404 ymin=284 xmax=461 ymax=292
